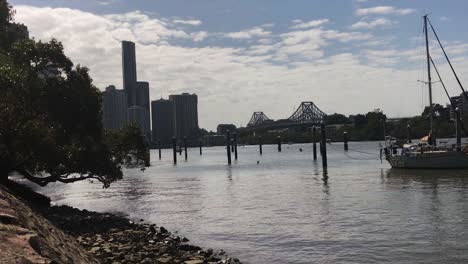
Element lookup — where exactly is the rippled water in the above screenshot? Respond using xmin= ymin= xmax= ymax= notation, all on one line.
xmin=35 ymin=142 xmax=468 ymax=263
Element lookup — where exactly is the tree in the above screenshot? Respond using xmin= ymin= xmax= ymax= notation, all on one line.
xmin=0 ymin=1 xmax=148 ymax=187
xmin=324 ymin=113 xmax=349 ymax=125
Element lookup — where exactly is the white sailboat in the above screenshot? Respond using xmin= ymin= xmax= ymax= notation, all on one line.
xmin=383 ymin=15 xmax=468 ymax=169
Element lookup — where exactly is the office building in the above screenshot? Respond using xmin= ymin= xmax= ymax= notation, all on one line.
xmin=122 ymin=41 xmax=137 ymax=106
xmin=136 ymin=81 xmax=151 ymax=136
xmin=151 ymin=99 xmax=175 ymax=144
xmin=169 ymin=93 xmax=199 ymax=139
xmin=102 ymin=85 xmax=127 ymax=130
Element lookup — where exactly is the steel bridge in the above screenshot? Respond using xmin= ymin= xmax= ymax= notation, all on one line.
xmin=245 ymin=101 xmax=326 ymax=131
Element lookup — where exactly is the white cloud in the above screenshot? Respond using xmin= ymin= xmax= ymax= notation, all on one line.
xmin=351 ymin=18 xmax=395 ymax=29
xmin=355 ymin=6 xmax=416 ymax=16
xmin=12 ymin=5 xmax=468 ymax=130
xmin=290 ymin=19 xmax=330 ymax=29
xmin=173 ymin=19 xmax=202 ymax=26
xmin=440 ymin=16 xmax=451 ymax=22
xmin=190 ymin=31 xmax=208 ymax=42
xmin=224 ymin=27 xmax=271 ymax=39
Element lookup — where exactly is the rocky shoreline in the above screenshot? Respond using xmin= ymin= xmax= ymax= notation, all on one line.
xmin=40 ymin=205 xmax=241 ymax=264
xmin=0 ymin=181 xmax=241 ymax=264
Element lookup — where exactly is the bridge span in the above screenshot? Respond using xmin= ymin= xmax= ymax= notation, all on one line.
xmin=243 ymin=101 xmax=326 ymax=131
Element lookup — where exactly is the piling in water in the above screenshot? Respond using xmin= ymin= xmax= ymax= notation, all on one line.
xmin=158 ymin=139 xmax=161 ymax=160
xmin=184 ymin=137 xmax=188 ymax=161
xmin=344 ymin=132 xmax=348 ymax=151
xmin=199 ymin=139 xmax=203 ymax=155
xmin=313 ymin=126 xmax=317 ymax=160
xmin=320 ymin=124 xmax=328 ymax=168
xmin=172 ymin=137 xmax=177 ymax=165
xmin=259 ymin=136 xmax=263 ymax=155
xmin=234 ymin=132 xmax=238 ymax=160
xmin=277 ymin=136 xmax=282 ymax=152
xmin=226 ymin=130 xmax=232 ymax=165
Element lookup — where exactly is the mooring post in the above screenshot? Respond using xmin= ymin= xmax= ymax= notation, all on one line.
xmin=231 ymin=139 xmax=235 ymax=152
xmin=226 ymin=130 xmax=232 ymax=165
xmin=158 ymin=139 xmax=161 ymax=160
xmin=320 ymin=124 xmax=328 ymax=168
xmin=344 ymin=132 xmax=348 ymax=151
xmin=456 ymin=109 xmax=462 ymax=151
xmin=277 ymin=136 xmax=282 ymax=152
xmin=184 ymin=137 xmax=188 ymax=161
xmin=259 ymin=136 xmax=263 ymax=155
xmin=313 ymin=126 xmax=317 ymax=160
xmin=234 ymin=132 xmax=238 ymax=160
xmin=407 ymin=124 xmax=412 ymax=143
xmin=172 ymin=137 xmax=177 ymax=165
xmin=199 ymin=139 xmax=203 ymax=155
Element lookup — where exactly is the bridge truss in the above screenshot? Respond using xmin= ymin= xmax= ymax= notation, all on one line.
xmin=247 ymin=112 xmax=271 ymax=127
xmin=287 ymin=102 xmax=326 ymax=124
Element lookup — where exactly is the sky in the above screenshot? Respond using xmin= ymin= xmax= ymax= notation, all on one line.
xmin=9 ymin=0 xmax=468 ymax=130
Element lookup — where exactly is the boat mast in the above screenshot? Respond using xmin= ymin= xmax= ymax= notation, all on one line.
xmin=424 ymin=15 xmax=433 ymax=142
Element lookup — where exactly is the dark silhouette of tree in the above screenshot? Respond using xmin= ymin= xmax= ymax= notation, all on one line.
xmin=0 ymin=1 xmax=148 ymax=187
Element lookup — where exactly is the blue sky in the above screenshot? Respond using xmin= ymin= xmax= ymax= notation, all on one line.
xmin=9 ymin=0 xmax=468 ymax=130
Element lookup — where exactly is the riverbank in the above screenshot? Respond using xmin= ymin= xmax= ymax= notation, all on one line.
xmin=0 ymin=181 xmax=241 ymax=264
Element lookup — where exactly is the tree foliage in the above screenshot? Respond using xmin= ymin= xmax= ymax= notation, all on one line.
xmin=0 ymin=0 xmax=149 ymax=187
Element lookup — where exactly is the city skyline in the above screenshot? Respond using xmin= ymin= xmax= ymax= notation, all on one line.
xmin=10 ymin=0 xmax=468 ymax=130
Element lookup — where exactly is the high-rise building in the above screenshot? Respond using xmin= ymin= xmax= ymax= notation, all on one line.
xmin=122 ymin=41 xmax=137 ymax=106
xmin=151 ymin=99 xmax=175 ymax=144
xmin=136 ymin=81 xmax=151 ymax=136
xmin=102 ymin=85 xmax=127 ymax=130
xmin=127 ymin=105 xmax=149 ymax=139
xmin=169 ymin=93 xmax=199 ymax=139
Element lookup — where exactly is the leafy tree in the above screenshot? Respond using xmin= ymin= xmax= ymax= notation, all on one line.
xmin=324 ymin=113 xmax=349 ymax=125
xmin=0 ymin=1 xmax=148 ymax=187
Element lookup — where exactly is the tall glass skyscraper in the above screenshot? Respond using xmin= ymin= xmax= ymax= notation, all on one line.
xmin=122 ymin=41 xmax=137 ymax=106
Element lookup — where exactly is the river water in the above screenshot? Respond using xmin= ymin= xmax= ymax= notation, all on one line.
xmin=35 ymin=142 xmax=468 ymax=263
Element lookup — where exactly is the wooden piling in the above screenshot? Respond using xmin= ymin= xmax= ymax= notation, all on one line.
xmin=259 ymin=136 xmax=263 ymax=155
xmin=407 ymin=124 xmax=412 ymax=143
xmin=158 ymin=139 xmax=161 ymax=160
xmin=234 ymin=132 xmax=238 ymax=160
xmin=277 ymin=136 xmax=282 ymax=152
xmin=172 ymin=137 xmax=177 ymax=165
xmin=313 ymin=126 xmax=317 ymax=160
xmin=199 ymin=139 xmax=203 ymax=155
xmin=320 ymin=124 xmax=328 ymax=168
xmin=184 ymin=137 xmax=188 ymax=161
xmin=226 ymin=130 xmax=232 ymax=165
xmin=344 ymin=132 xmax=348 ymax=151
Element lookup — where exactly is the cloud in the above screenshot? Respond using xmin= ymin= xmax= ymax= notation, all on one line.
xmin=290 ymin=19 xmax=330 ymax=29
xmin=355 ymin=6 xmax=416 ymax=16
xmin=224 ymin=27 xmax=271 ymax=39
xmin=12 ymin=4 xmax=468 ymax=130
xmin=190 ymin=31 xmax=208 ymax=42
xmin=351 ymin=18 xmax=395 ymax=29
xmin=173 ymin=19 xmax=202 ymax=26
xmin=440 ymin=16 xmax=451 ymax=22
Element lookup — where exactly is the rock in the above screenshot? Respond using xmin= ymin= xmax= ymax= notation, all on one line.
xmin=182 ymin=237 xmax=189 ymax=242
xmin=183 ymin=260 xmax=204 ymax=264
xmin=157 ymin=257 xmax=172 ymax=263
xmin=0 ymin=213 xmax=20 ymax=225
xmin=15 ymin=257 xmax=34 ymax=264
xmin=28 ymin=235 xmax=45 ymax=256
xmin=140 ymin=258 xmax=152 ymax=264
xmin=159 ymin=226 xmax=168 ymax=234
xmin=89 ymin=246 xmax=101 ymax=254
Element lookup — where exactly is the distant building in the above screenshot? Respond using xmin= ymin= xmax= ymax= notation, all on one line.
xmin=102 ymin=85 xmax=127 ymax=130
xmin=136 ymin=81 xmax=150 ymax=137
xmin=203 ymin=135 xmax=225 ymax=146
xmin=122 ymin=41 xmax=137 ymax=106
xmin=169 ymin=93 xmax=199 ymax=139
xmin=217 ymin=124 xmax=236 ymax=135
xmin=449 ymin=92 xmax=468 ymax=120
xmin=151 ymin=99 xmax=175 ymax=144
xmin=128 ymin=105 xmax=149 ymax=139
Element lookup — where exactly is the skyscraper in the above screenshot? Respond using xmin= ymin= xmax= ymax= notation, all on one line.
xmin=136 ymin=81 xmax=151 ymax=135
xmin=122 ymin=41 xmax=137 ymax=106
xmin=102 ymin=85 xmax=127 ymax=130
xmin=169 ymin=93 xmax=199 ymax=139
xmin=151 ymin=99 xmax=175 ymax=144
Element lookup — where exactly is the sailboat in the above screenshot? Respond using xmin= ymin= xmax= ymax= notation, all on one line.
xmin=383 ymin=15 xmax=468 ymax=169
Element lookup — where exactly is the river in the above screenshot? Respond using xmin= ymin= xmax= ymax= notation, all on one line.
xmin=35 ymin=141 xmax=468 ymax=263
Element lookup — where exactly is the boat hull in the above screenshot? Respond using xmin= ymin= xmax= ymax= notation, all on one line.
xmin=386 ymin=151 xmax=468 ymax=169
